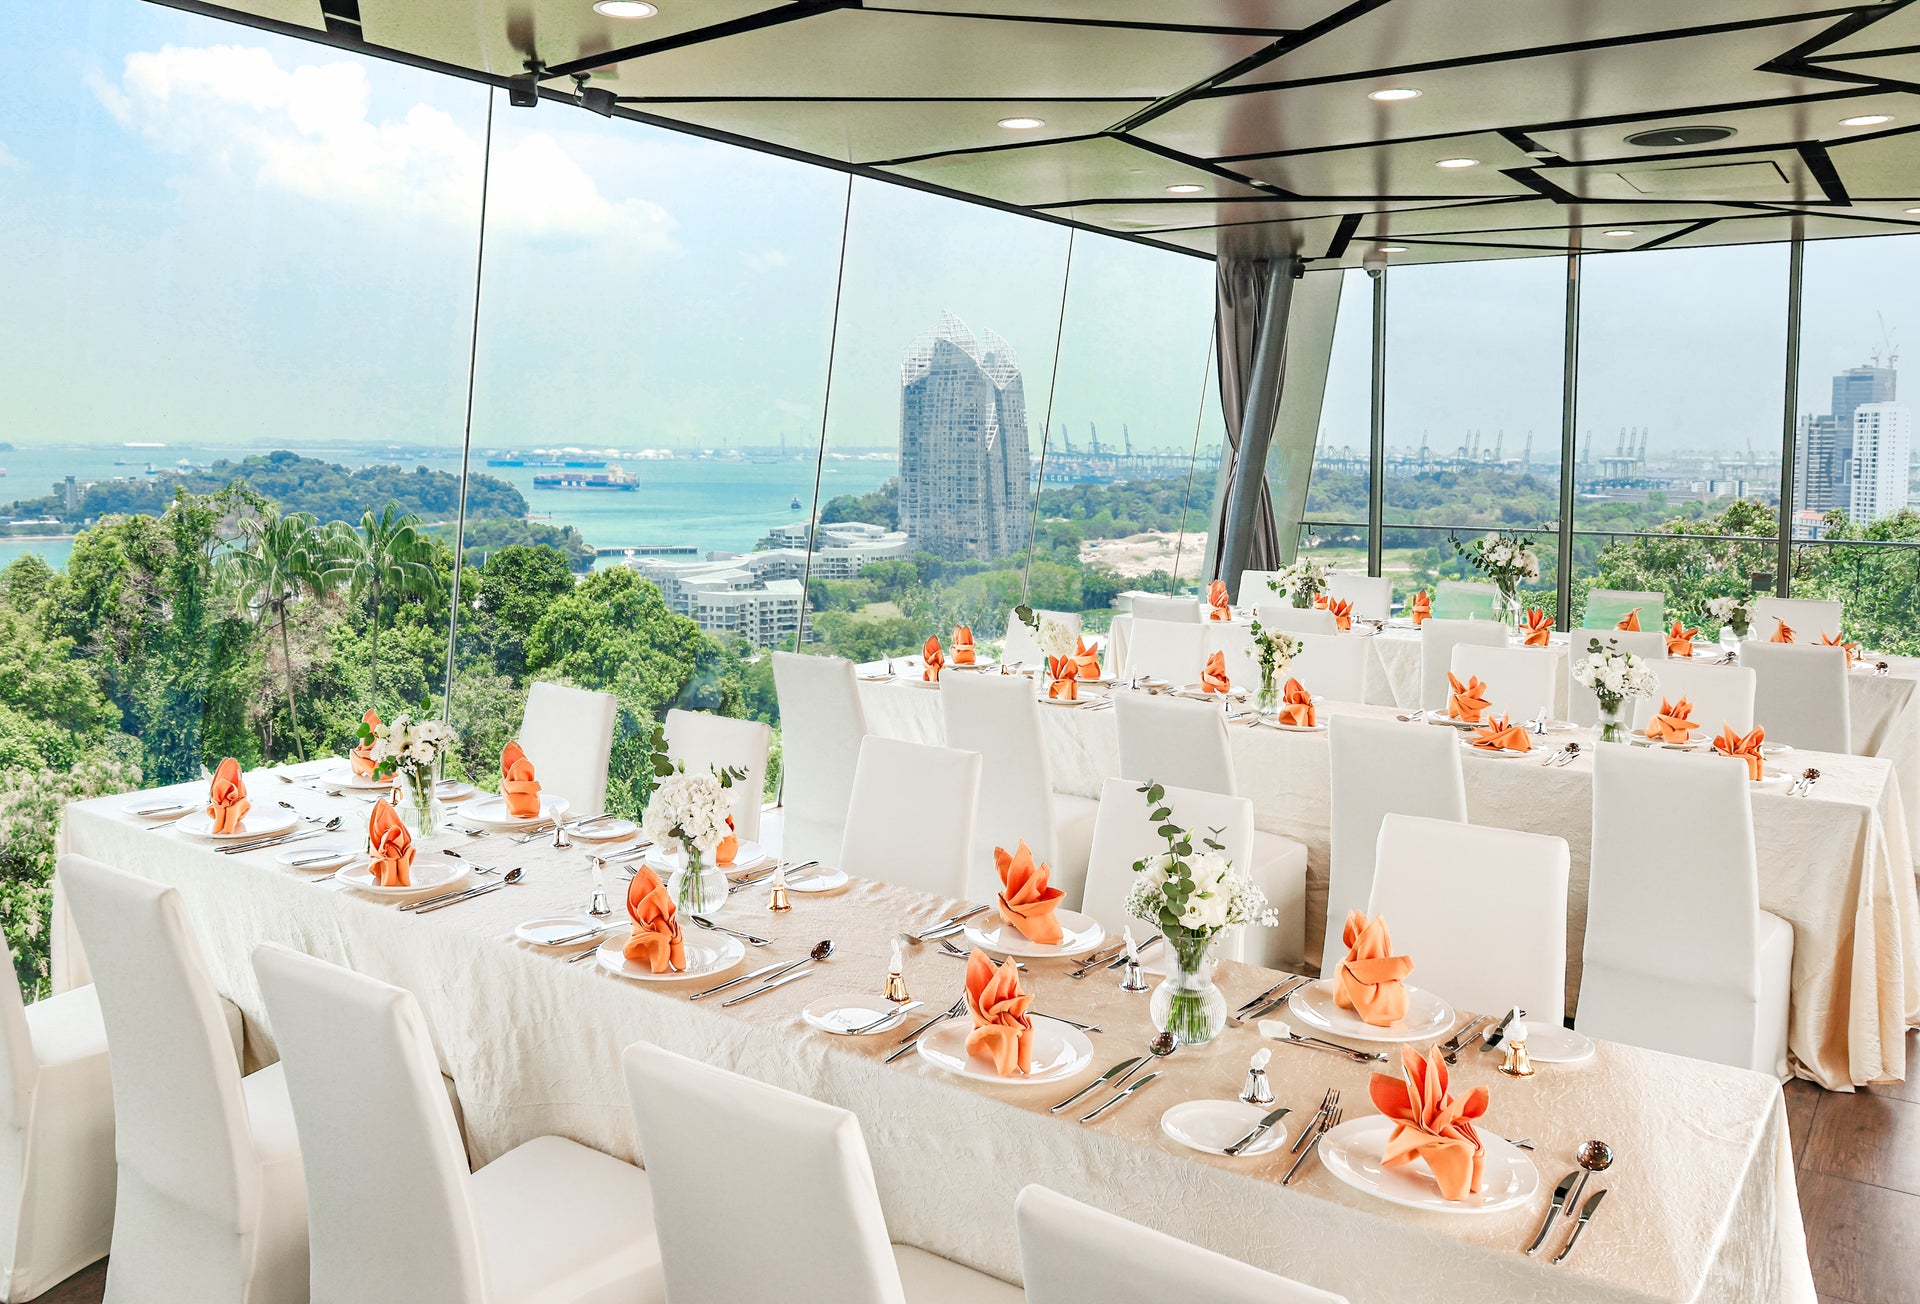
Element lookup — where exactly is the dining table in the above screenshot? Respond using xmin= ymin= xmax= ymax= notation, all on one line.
xmin=55 ymin=771 xmax=1813 ymax=1304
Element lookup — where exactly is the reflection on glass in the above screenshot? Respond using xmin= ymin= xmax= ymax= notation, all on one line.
xmin=1302 ymin=269 xmax=1372 ymax=552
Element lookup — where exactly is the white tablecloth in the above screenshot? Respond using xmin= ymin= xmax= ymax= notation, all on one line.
xmin=57 ymin=780 xmax=1812 ymax=1304
xmin=857 ymin=679 xmax=1920 ymax=1091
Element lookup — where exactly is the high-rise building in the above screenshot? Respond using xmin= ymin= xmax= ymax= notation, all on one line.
xmin=1833 ymin=363 xmax=1897 ymax=434
xmin=1799 ymin=362 xmax=1899 ymax=518
xmin=898 ymin=311 xmax=1032 ymax=561
xmin=1849 ymin=402 xmax=1912 ymax=523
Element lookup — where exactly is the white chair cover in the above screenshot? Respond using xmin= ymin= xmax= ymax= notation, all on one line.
xmin=1016 ymin=1185 xmax=1347 ymax=1304
xmin=1580 ymin=588 xmax=1667 ymax=630
xmin=773 ymin=651 xmax=870 ymax=866
xmin=840 ymin=736 xmax=981 ymax=900
xmin=1450 ymin=644 xmax=1556 ymax=724
xmin=1207 ymin=622 xmax=1260 ymax=695
xmin=518 ymin=682 xmax=617 ymax=815
xmin=1002 ymin=608 xmax=1081 ymax=668
xmin=1370 ymin=814 xmax=1570 ymax=1024
xmin=1287 ymin=632 xmax=1369 ymax=703
xmin=1580 ymin=746 xmax=1793 ymax=1076
xmin=1250 ymin=603 xmax=1338 ymax=637
xmin=1325 ymin=716 xmax=1467 ymax=977
xmin=58 ymin=854 xmax=309 ymax=1304
xmin=1123 ymin=620 xmax=1208 ymax=685
xmin=1418 ymin=618 xmax=1511 ymax=711
xmin=1325 ymin=572 xmax=1391 ymax=622
xmin=664 ymin=708 xmax=772 ymax=841
xmin=1565 ymin=630 xmax=1667 ymax=725
xmin=1740 ymin=642 xmax=1852 ymax=752
xmin=1433 ymin=580 xmax=1501 ymax=620
xmin=1129 ymin=594 xmax=1202 ymax=623
xmin=1752 ymin=596 xmax=1844 ymax=643
xmin=1234 ymin=569 xmax=1283 ymax=605
xmin=1081 ymin=778 xmax=1255 ymax=963
xmin=1629 ymin=660 xmax=1757 ymax=735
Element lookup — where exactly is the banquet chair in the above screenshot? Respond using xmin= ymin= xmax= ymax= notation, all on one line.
xmin=1234 ymin=569 xmax=1283 ymax=605
xmin=1370 ymin=814 xmax=1569 ymax=1024
xmin=1287 ymin=631 xmax=1369 ymax=703
xmin=1114 ymin=693 xmax=1309 ymax=969
xmin=252 ymin=946 xmax=661 ymax=1304
xmin=1129 ymin=594 xmax=1203 ymax=623
xmin=1081 ymin=778 xmax=1255 ymax=963
xmin=1208 ymin=622 xmax=1260 ymax=693
xmin=1432 ymin=580 xmax=1501 ymax=621
xmin=1124 ymin=619 xmax=1208 ymax=685
xmin=1249 ymin=603 xmax=1338 ymax=637
xmin=1016 ymin=1185 xmax=1347 ymax=1304
xmin=1740 ymin=642 xmax=1852 ymax=753
xmin=840 ymin=736 xmax=980 ymax=900
xmin=1325 ymin=572 xmax=1392 ymax=622
xmin=518 ymin=681 xmax=617 ymax=816
xmin=1002 ymin=607 xmax=1081 ymax=668
xmin=58 ymin=854 xmax=310 ymax=1304
xmin=622 ymin=1042 xmax=1021 ymax=1304
xmin=0 ymin=934 xmax=115 ymax=1302
xmin=1325 ymin=716 xmax=1467 ymax=977
xmin=772 ymin=651 xmax=869 ymax=866
xmin=663 ymin=708 xmax=772 ymax=842
xmin=1581 ymin=746 xmax=1793 ymax=1077
xmin=1418 ymin=618 xmax=1510 ymax=712
xmin=941 ymin=673 xmax=1098 ymax=908
xmin=1752 ymin=596 xmax=1844 ymax=643
xmin=1629 ymin=660 xmax=1756 ymax=735
xmin=1566 ymin=630 xmax=1667 ymax=726
xmin=1450 ymin=644 xmax=1556 ymax=724
xmin=1580 ymin=589 xmax=1666 ymax=630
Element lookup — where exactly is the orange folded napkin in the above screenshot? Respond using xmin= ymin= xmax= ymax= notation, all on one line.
xmin=1446 ymin=672 xmax=1490 ymax=724
xmin=1047 ymin=655 xmax=1079 ymax=701
xmin=500 ymin=741 xmax=543 ymax=819
xmin=995 ymin=841 xmax=1065 ymax=945
xmin=952 ymin=626 xmax=976 ymax=666
xmin=965 ymin=948 xmax=1033 ymax=1077
xmin=923 ymin=635 xmax=944 ymax=682
xmin=1278 ymin=677 xmax=1316 ymax=727
xmin=622 ymin=866 xmax=687 ymax=974
xmin=207 ymin=757 xmax=251 ymax=835
xmin=1200 ymin=650 xmax=1231 ymax=694
xmin=1316 ymin=595 xmax=1353 ymax=631
xmin=1644 ymin=696 xmax=1697 ymax=744
xmin=1410 ymin=590 xmax=1432 ymax=625
xmin=1770 ymin=618 xmax=1795 ymax=644
xmin=1334 ymin=910 xmax=1414 ymax=1027
xmin=351 ymin=709 xmax=382 ymax=778
xmin=715 ymin=814 xmax=738 ymax=867
xmin=1666 ymin=619 xmax=1700 ymax=658
xmin=1820 ymin=631 xmax=1860 ymax=666
xmin=1521 ymin=608 xmax=1553 ymax=647
xmin=1615 ymin=608 xmax=1642 ymax=632
xmin=366 ymin=799 xmax=415 ymax=888
xmin=1207 ymin=579 xmax=1232 ymax=621
xmin=1369 ymin=1045 xmax=1490 ymax=1202
xmin=1071 ymin=637 xmax=1101 ymax=682
xmin=1470 ymin=713 xmax=1532 ymax=752
xmin=1712 ymin=723 xmax=1767 ymax=782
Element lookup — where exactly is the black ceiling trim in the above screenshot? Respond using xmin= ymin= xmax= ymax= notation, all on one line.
xmin=1765 ymin=0 xmax=1915 ymax=68
xmin=1798 ymin=140 xmax=1854 ymax=201
xmin=1637 ymin=219 xmax=1721 ymax=250
xmin=1123 ymin=133 xmax=1305 ymax=196
xmin=1324 ymin=212 xmax=1363 ymax=259
xmin=1815 ymin=42 xmax=1920 ymax=63
xmin=1539 ymin=132 xmax=1881 ymax=173
xmin=1745 ymin=203 xmax=1920 ymax=229
xmin=1499 ymin=127 xmax=1551 ymax=158
xmin=543 ymin=1 xmax=863 ymax=80
xmin=862 ymin=131 xmax=1110 ymax=170
xmin=317 ymin=0 xmax=358 ymax=40
xmin=613 ymin=94 xmax=1154 ymax=105
xmin=1503 ymin=167 xmax=1580 ymax=205
xmin=860 ymin=6 xmax=1299 ymax=38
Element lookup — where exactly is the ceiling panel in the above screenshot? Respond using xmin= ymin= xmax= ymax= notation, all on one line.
xmin=1529 ymin=91 xmax=1920 ymax=164
xmin=1828 ymin=128 xmax=1920 ymax=198
xmin=1224 ymin=131 xmax=1538 ymax=199
xmin=869 ymin=0 xmax=1344 ymax=30
xmin=358 ymin=0 xmax=781 ymax=79
xmin=1549 ymin=151 xmax=1825 ymax=204
xmin=879 ymin=135 xmax=1268 ymax=206
xmin=1040 ymin=195 xmax=1487 ymax=232
xmin=1800 ymin=0 xmax=1920 ymax=58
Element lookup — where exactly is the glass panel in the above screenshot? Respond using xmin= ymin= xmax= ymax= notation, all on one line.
xmin=1382 ymin=526 xmax=1559 ymax=618
xmin=1298 ymin=269 xmax=1373 ymax=574
xmin=1790 ymin=541 xmax=1920 ymax=655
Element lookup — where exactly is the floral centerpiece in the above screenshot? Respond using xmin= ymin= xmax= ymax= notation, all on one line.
xmin=355 ymin=712 xmax=457 ymax=836
xmin=1266 ymin=557 xmax=1328 ymax=609
xmin=1571 ymin=637 xmax=1660 ymax=743
xmin=1705 ymin=594 xmax=1754 ymax=645
xmin=1246 ymin=618 xmax=1301 ymax=717
xmin=1125 ymin=783 xmax=1276 ymax=1046
xmin=1035 ymin=613 xmax=1077 ymax=693
xmin=1454 ymin=531 xmax=1540 ymax=626
xmin=641 ymin=727 xmax=748 ymax=914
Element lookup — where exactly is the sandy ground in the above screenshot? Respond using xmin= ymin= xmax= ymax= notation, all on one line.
xmin=1079 ymin=529 xmax=1206 ymax=580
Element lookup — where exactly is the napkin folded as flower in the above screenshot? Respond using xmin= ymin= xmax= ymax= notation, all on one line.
xmin=923 ymin=635 xmax=945 ymax=683
xmin=1314 ymin=594 xmax=1354 ymax=631
xmin=965 ymin=948 xmax=1034 ymax=1076
xmin=1520 ymin=609 xmax=1553 ymax=647
xmin=1071 ymin=637 xmax=1101 ymax=682
xmin=1207 ymin=579 xmax=1232 ymax=621
xmin=366 ymin=799 xmax=415 ymax=888
xmin=207 ymin=757 xmax=251 ymax=835
xmin=1644 ymin=696 xmax=1698 ymax=744
xmin=1046 ymin=655 xmax=1079 ymax=701
xmin=1712 ymin=723 xmax=1767 ymax=782
xmin=952 ymin=626 xmax=976 ymax=666
xmin=1615 ymin=608 xmax=1642 ymax=632
xmin=1446 ymin=673 xmax=1490 ymax=725
xmin=1278 ymin=677 xmax=1316 ymax=727
xmin=1200 ymin=650 xmax=1231 ymax=694
xmin=622 ymin=866 xmax=687 ymax=974
xmin=1369 ymin=1045 xmax=1490 ymax=1202
xmin=715 ymin=814 xmax=738 ymax=867
xmin=1470 ymin=713 xmax=1532 ymax=753
xmin=500 ymin=741 xmax=543 ymax=819
xmin=1771 ymin=618 xmax=1796 ymax=644
xmin=1334 ymin=910 xmax=1414 ymax=1027
xmin=995 ymin=840 xmax=1065 ymax=944
xmin=351 ymin=709 xmax=382 ymax=778
xmin=1409 ymin=590 xmax=1432 ymax=625
xmin=1666 ymin=620 xmax=1700 ymax=658
xmin=1820 ymin=631 xmax=1861 ymax=666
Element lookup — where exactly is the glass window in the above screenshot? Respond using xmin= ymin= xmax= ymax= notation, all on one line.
xmin=1298 ymin=268 xmax=1372 ymax=568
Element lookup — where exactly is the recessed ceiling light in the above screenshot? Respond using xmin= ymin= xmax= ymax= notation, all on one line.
xmin=1378 ymin=245 xmax=1407 ymax=253
xmin=1604 ymin=229 xmax=1636 ymax=237
xmin=1435 ymin=157 xmax=1479 ymax=169
xmin=1165 ymin=183 xmax=1205 ymax=194
xmin=592 ymin=0 xmax=657 ymax=16
xmin=1368 ymin=87 xmax=1421 ymax=102
xmin=1841 ymin=113 xmax=1893 ymax=126
xmin=997 ymin=116 xmax=1046 ymax=130
xmin=1907 ymin=207 xmax=1920 ymax=215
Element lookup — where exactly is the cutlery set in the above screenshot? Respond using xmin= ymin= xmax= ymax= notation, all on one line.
xmin=1790 ymin=767 xmax=1821 ymax=797
xmin=908 ymin=905 xmax=989 ymax=943
xmin=884 ymin=995 xmax=970 ymax=1064
xmin=1232 ymin=974 xmax=1309 ymax=1023
xmin=728 ymin=861 xmax=818 ymax=895
xmin=1282 ymin=1105 xmax=1342 ymax=1185
xmin=1539 ymin=742 xmax=1581 ymax=767
xmin=1528 ymin=1140 xmax=1613 ymax=1264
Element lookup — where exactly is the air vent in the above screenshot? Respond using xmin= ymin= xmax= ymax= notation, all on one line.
xmin=1618 ymin=159 xmax=1787 ymax=196
xmin=1624 ymin=125 xmax=1737 ymax=148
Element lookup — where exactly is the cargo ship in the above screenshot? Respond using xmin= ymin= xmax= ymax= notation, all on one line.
xmin=532 ymin=466 xmax=639 ymax=491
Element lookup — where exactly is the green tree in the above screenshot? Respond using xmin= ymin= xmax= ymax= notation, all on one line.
xmin=220 ymin=510 xmax=336 ymax=759
xmin=328 ymin=505 xmax=441 ymax=704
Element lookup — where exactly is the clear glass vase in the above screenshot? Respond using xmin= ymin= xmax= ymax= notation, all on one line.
xmin=397 ymin=766 xmax=444 ymax=838
xmin=1150 ymin=929 xmax=1228 ymax=1047
xmin=1498 ymin=586 xmax=1524 ymax=631
xmin=1256 ymin=664 xmax=1280 ymax=717
xmin=668 ymin=845 xmax=728 ymax=916
xmin=1594 ymin=699 xmax=1629 ymax=744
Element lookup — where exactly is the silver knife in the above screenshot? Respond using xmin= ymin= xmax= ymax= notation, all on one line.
xmin=1223 ymin=1106 xmax=1292 ymax=1156
xmin=413 ymin=882 xmax=504 ymax=914
xmin=719 ymin=966 xmax=814 ymax=1007
xmin=1526 ymin=1171 xmax=1581 ymax=1255
xmin=1049 ymin=1056 xmax=1144 ymax=1114
xmin=912 ymin=904 xmax=989 ymax=941
xmin=1078 ymin=1071 xmax=1159 ymax=1123
xmin=1243 ymin=977 xmax=1311 ymax=1023
xmin=1481 ymin=1006 xmax=1526 ymax=1051
xmin=846 ymin=1001 xmax=922 ymax=1035
xmin=1443 ymin=1017 xmax=1496 ymax=1065
xmin=1551 ymin=1188 xmax=1608 ymax=1265
xmin=1234 ymin=974 xmax=1304 ymax=1017
xmin=217 ymin=829 xmax=324 ymax=855
xmin=688 ymin=961 xmax=785 ymax=1000
xmin=1105 ymin=934 xmax=1159 ymax=968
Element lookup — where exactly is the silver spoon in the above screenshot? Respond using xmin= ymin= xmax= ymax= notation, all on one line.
xmin=440 ymin=849 xmax=509 ymax=875
xmin=277 ymin=802 xmax=343 ymax=831
xmin=1559 ymin=1139 xmax=1614 ymax=1239
xmin=1148 ymin=1029 xmax=1178 ymax=1059
xmin=691 ymin=915 xmax=771 ymax=946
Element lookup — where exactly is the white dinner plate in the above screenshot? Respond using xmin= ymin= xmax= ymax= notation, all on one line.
xmin=515 ymin=915 xmax=613 ymax=948
xmin=1176 ymin=685 xmax=1242 ymax=702
xmin=1752 ymin=769 xmax=1796 ymax=791
xmin=1426 ymin=716 xmax=1482 ymax=731
xmin=336 ymin=858 xmax=467 ymax=897
xmin=595 ymin=933 xmax=744 ymax=982
xmin=783 ymin=866 xmax=850 ymax=893
xmin=459 ymin=794 xmax=572 ymax=829
xmin=174 ymin=809 xmax=301 ymax=841
xmin=961 ymin=909 xmax=1106 ymax=959
xmin=1286 ymin=980 xmax=1456 ymax=1044
xmin=1041 ymin=696 xmax=1098 ymax=708
xmin=1459 ymin=741 xmax=1535 ymax=759
xmin=1318 ymin=1115 xmax=1539 ymax=1215
xmin=435 ymin=780 xmax=478 ymax=804
xmin=276 ymin=844 xmax=357 ymax=871
xmin=1160 ymin=1099 xmax=1290 ymax=1158
xmin=647 ymin=840 xmax=770 ymax=876
xmin=801 ymin=993 xmax=915 ymax=1035
xmin=1264 ymin=721 xmax=1327 ymax=733
xmin=123 ymin=795 xmax=200 ymax=820
xmin=915 ymin=1016 xmax=1095 ymax=1086
xmin=1760 ymin=743 xmax=1794 ymax=756
xmin=320 ymin=760 xmax=395 ymax=791
xmin=1520 ymin=1023 xmax=1596 ymax=1065
xmin=572 ymin=817 xmax=640 ymax=842
xmin=1634 ymin=737 xmax=1705 ymax=751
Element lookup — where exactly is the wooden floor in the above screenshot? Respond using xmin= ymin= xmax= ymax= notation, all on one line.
xmin=32 ymin=1033 xmax=1920 ymax=1303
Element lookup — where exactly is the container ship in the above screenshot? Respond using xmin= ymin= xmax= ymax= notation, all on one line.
xmin=532 ymin=466 xmax=640 ymax=491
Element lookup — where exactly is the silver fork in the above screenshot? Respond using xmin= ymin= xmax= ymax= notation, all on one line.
xmin=1290 ymin=1087 xmax=1337 ymax=1154
xmin=936 ymin=939 xmax=1025 ymax=970
xmin=1282 ymin=1106 xmax=1341 ymax=1184
xmin=883 ymin=995 xmax=968 ymax=1063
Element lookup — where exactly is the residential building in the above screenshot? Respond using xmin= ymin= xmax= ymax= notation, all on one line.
xmin=1850 ymin=402 xmax=1913 ymax=523
xmin=898 ymin=312 xmax=1032 ymax=561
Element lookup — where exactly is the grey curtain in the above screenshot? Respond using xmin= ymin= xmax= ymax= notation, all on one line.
xmin=1209 ymin=255 xmax=1294 ymax=590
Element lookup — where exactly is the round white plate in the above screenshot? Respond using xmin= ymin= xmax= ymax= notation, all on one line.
xmin=1460 ymin=741 xmax=1534 ymax=759
xmin=1177 ymin=685 xmax=1242 ymax=701
xmin=459 ymin=794 xmax=571 ymax=829
xmin=336 ymin=858 xmax=467 ymax=897
xmin=1521 ymin=1023 xmax=1596 ymax=1065
xmin=123 ymin=795 xmax=200 ymax=820
xmin=915 ymin=1016 xmax=1095 ymax=1086
xmin=1761 ymin=743 xmax=1794 ymax=756
xmin=276 ymin=844 xmax=356 ymax=871
xmin=1287 ymin=980 xmax=1456 ymax=1044
xmin=572 ymin=818 xmax=640 ymax=842
xmin=1160 ymin=1099 xmax=1290 ymax=1158
xmin=801 ymin=993 xmax=915 ymax=1035
xmin=961 ymin=909 xmax=1106 ymax=959
xmin=784 ymin=866 xmax=850 ymax=893
xmin=1318 ymin=1115 xmax=1539 ymax=1215
xmin=1752 ymin=771 xmax=1795 ymax=791
xmin=1266 ymin=721 xmax=1327 ymax=733
xmin=174 ymin=808 xmax=301 ymax=841
xmin=515 ymin=915 xmax=612 ymax=948
xmin=321 ymin=760 xmax=394 ymax=791
xmin=1637 ymin=738 xmax=1704 ymax=751
xmin=1426 ymin=716 xmax=1481 ymax=730
xmin=435 ymin=780 xmax=478 ymax=804
xmin=647 ymin=840 xmax=769 ymax=876
xmin=1041 ymin=696 xmax=1097 ymax=708
xmin=595 ymin=933 xmax=744 ymax=982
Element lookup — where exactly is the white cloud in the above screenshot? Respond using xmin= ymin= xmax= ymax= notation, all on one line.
xmin=94 ymin=43 xmax=674 ymax=249
xmin=740 ymin=248 xmax=790 ymax=272
xmin=0 ymin=140 xmax=19 ymax=169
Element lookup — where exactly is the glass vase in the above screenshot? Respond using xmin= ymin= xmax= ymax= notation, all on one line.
xmin=1150 ymin=928 xmax=1228 ymax=1047
xmin=1594 ymin=699 xmax=1629 ymax=744
xmin=668 ymin=844 xmax=728 ymax=916
xmin=1256 ymin=664 xmax=1280 ymax=717
xmin=1498 ymin=586 xmax=1524 ymax=630
xmin=397 ymin=767 xmax=444 ymax=838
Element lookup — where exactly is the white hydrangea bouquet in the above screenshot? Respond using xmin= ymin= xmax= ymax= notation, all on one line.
xmin=1455 ymin=530 xmax=1540 ymax=621
xmin=358 ymin=713 xmax=457 ymax=835
xmin=642 ymin=725 xmax=748 ymax=912
xmin=1245 ymin=618 xmax=1301 ymax=716
xmin=1126 ymin=782 xmax=1276 ymax=1046
xmin=1572 ymin=637 xmax=1660 ymax=742
xmin=1705 ymin=594 xmax=1754 ymax=641
xmin=1267 ymin=556 xmax=1329 ymax=609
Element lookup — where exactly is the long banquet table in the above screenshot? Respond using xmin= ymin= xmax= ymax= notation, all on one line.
xmin=57 ymin=774 xmax=1813 ymax=1304
xmin=856 ymin=676 xmax=1920 ymax=1091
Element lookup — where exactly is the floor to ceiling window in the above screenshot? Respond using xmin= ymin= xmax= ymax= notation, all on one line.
xmin=1296 ymin=268 xmax=1372 ymax=572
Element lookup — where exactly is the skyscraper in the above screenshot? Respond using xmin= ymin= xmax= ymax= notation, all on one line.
xmin=898 ymin=311 xmax=1033 ymax=561
xmin=1798 ymin=361 xmax=1899 ymax=518
xmin=1850 ymin=402 xmax=1913 ymax=523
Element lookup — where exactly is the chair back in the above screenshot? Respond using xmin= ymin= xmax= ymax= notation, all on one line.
xmin=1123 ymin=620 xmax=1208 ymax=685
xmin=941 ymin=673 xmax=1072 ymax=905
xmin=1113 ymin=691 xmax=1237 ymax=796
xmin=1249 ymin=604 xmax=1337 ymax=637
xmin=1752 ymin=596 xmax=1844 ymax=643
xmin=1741 ymin=642 xmax=1852 ymax=752
xmin=664 ymin=709 xmax=772 ymax=841
xmin=839 ymin=736 xmax=980 ymax=899
xmin=1287 ymin=632 xmax=1369 ymax=703
xmin=1418 ymin=618 xmax=1510 ymax=711
xmin=1369 ymin=815 xmax=1569 ymax=1024
xmin=1082 ymin=779 xmax=1254 ymax=963
xmin=1433 ymin=580 xmax=1501 ymax=620
xmin=1565 ymin=630 xmax=1667 ymax=725
xmin=772 ymin=651 xmax=869 ymax=864
xmin=1325 ymin=572 xmax=1391 ymax=622
xmin=518 ymin=681 xmax=617 ymax=814
xmin=1003 ymin=608 xmax=1081 ymax=668
xmin=252 ymin=945 xmax=485 ymax=1304
xmin=1449 ymin=644 xmax=1556 ymax=724
xmin=1234 ymin=570 xmax=1283 ymax=605
xmin=624 ymin=1042 xmax=904 ymax=1304
xmin=1129 ymin=594 xmax=1202 ymax=623
xmin=1207 ymin=623 xmax=1260 ymax=695
xmin=1580 ymin=589 xmax=1666 ymax=630
xmin=1628 ymin=660 xmax=1756 ymax=735
xmin=0 ymin=934 xmax=36 ymax=1134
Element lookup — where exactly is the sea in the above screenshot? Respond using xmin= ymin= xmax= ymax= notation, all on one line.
xmin=0 ymin=443 xmax=899 ymax=573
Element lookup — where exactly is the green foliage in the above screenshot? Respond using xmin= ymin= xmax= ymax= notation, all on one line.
xmin=459 ymin=517 xmax=596 ymax=571
xmin=818 ymin=478 xmax=899 ymax=530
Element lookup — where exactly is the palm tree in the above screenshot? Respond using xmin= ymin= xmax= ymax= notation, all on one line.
xmin=329 ymin=505 xmax=439 ymax=701
xmin=222 ymin=510 xmax=334 ymax=759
